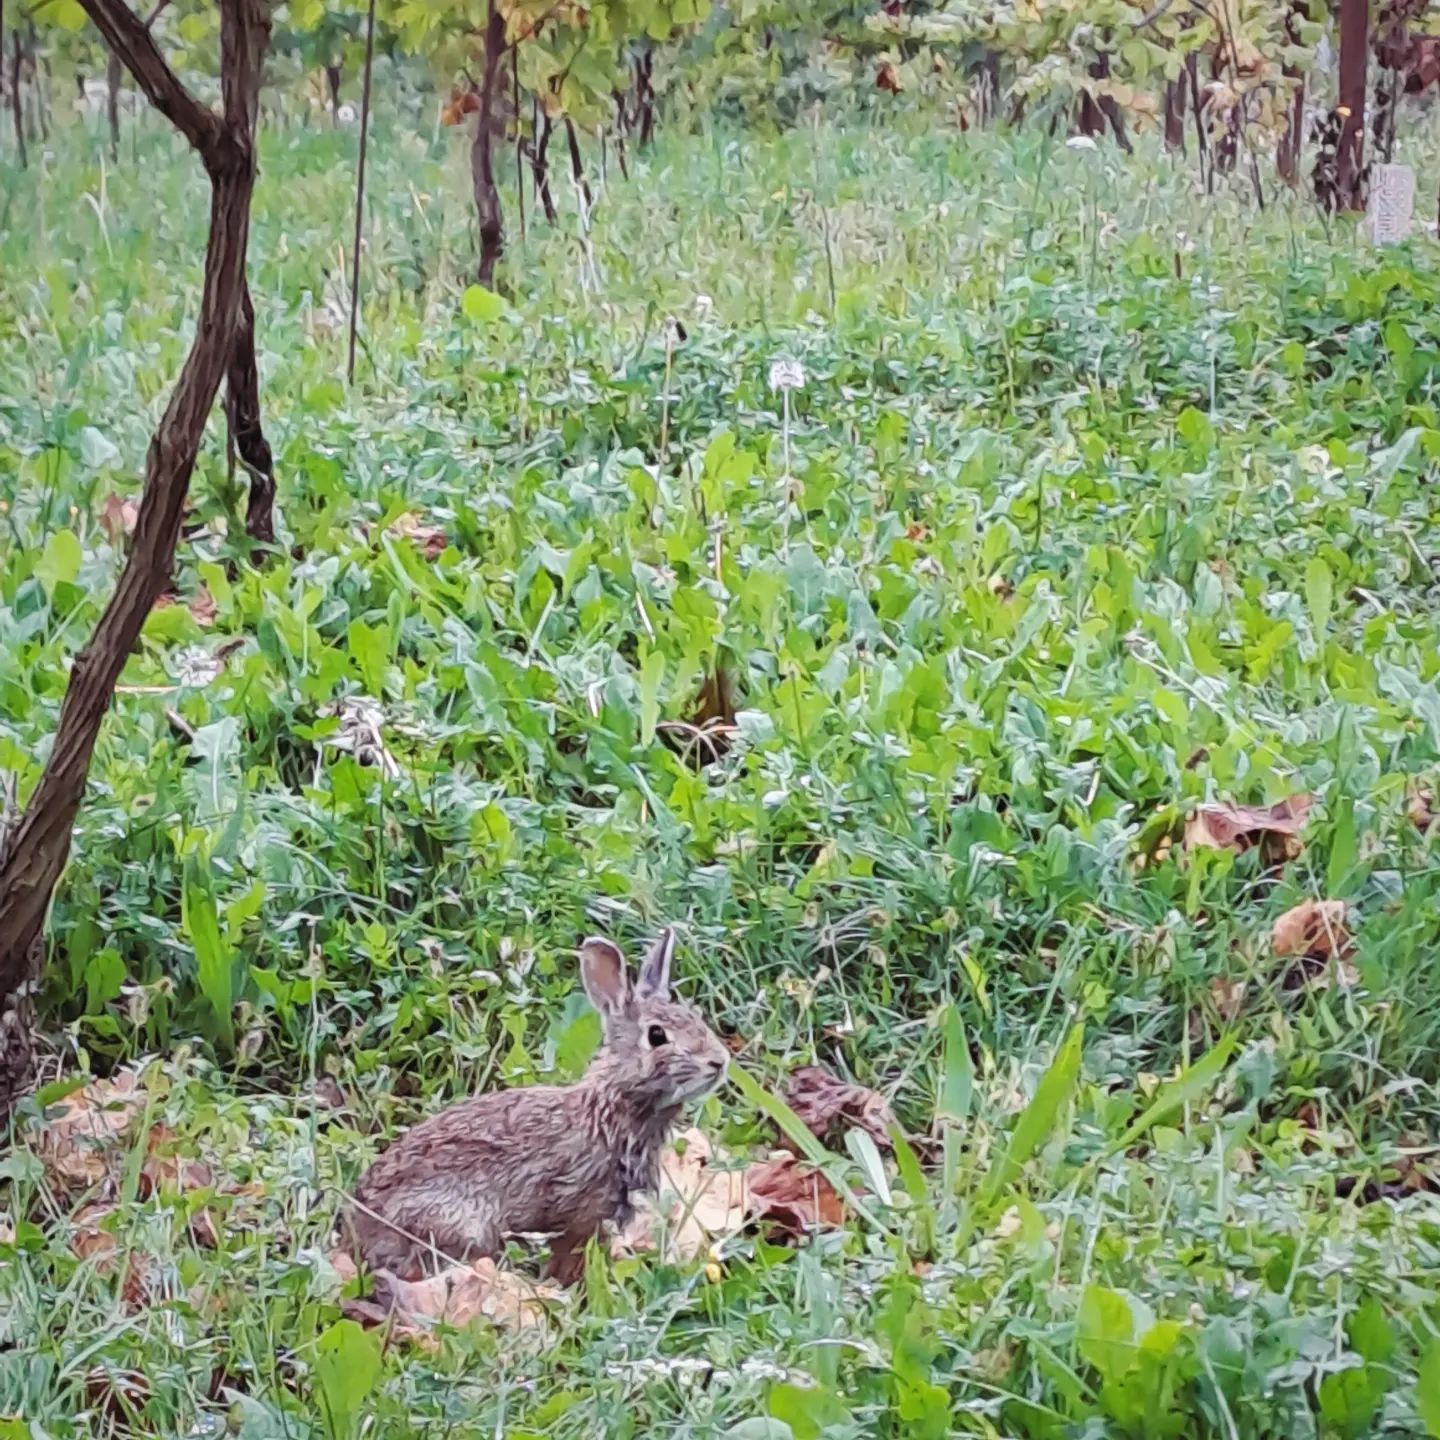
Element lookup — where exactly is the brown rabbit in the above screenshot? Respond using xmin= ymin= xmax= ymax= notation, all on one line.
xmin=347 ymin=928 xmax=728 ymax=1284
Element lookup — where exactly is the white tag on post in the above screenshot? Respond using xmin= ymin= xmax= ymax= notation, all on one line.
xmin=1369 ymin=163 xmax=1416 ymax=245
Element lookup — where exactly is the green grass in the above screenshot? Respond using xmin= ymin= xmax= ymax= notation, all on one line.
xmin=3 ymin=88 xmax=1440 ymax=1437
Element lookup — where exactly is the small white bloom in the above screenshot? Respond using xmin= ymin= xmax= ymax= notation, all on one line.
xmin=769 ymin=356 xmax=805 ymax=392
xmin=694 ymin=293 xmax=714 ymax=316
xmin=337 ymin=102 xmax=357 ymax=125
xmin=172 ymin=646 xmax=223 ymax=688
xmin=1066 ymin=135 xmax=1098 ymax=151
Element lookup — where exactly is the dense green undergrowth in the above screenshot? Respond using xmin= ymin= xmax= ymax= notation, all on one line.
xmin=3 ymin=98 xmax=1440 ymax=1437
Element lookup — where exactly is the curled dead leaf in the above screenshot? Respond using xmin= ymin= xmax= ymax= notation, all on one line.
xmin=613 ymin=1127 xmax=749 ymax=1262
xmin=141 ymin=1124 xmax=219 ymax=1248
xmin=84 ymin=1365 xmax=150 ymax=1426
xmin=188 ymin=586 xmax=218 ymax=626
xmin=784 ymin=1065 xmax=896 ymax=1150
xmin=747 ymin=1155 xmax=845 ymax=1237
xmin=1271 ymin=900 xmax=1350 ymax=960
xmin=1184 ymin=795 xmax=1313 ymax=864
xmin=875 ymin=60 xmax=902 ymax=93
xmin=30 ymin=1073 xmax=146 ymax=1191
xmin=313 ymin=1076 xmax=350 ymax=1112
xmin=614 ymin=1127 xmax=845 ymax=1263
xmin=335 ymin=1255 xmax=561 ymax=1342
xmin=1408 ymin=786 xmax=1435 ymax=831
xmin=1208 ymin=975 xmax=1247 ymax=1022
xmin=98 ymin=493 xmax=139 ymax=542
xmin=71 ymin=1202 xmax=149 ymax=1307
xmin=387 ymin=511 xmax=448 ymax=561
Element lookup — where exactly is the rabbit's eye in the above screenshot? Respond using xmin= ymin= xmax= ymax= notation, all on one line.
xmin=647 ymin=1024 xmax=669 ymax=1048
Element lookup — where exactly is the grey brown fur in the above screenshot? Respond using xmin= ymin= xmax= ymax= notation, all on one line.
xmin=348 ymin=928 xmax=728 ymax=1284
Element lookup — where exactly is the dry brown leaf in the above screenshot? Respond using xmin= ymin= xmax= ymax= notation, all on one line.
xmin=875 ymin=61 xmax=902 ymax=93
xmin=153 ymin=588 xmax=218 ymax=626
xmin=139 ymin=1123 xmax=213 ymax=1196
xmin=98 ymin=493 xmax=139 ymax=542
xmin=84 ymin=1365 xmax=150 ymax=1425
xmin=188 ymin=587 xmax=218 ymax=626
xmin=613 ymin=1127 xmax=750 ymax=1262
xmin=615 ymin=1128 xmax=846 ymax=1258
xmin=387 ymin=511 xmax=448 ymax=561
xmin=328 ymin=1246 xmax=560 ymax=1340
xmin=1408 ymin=786 xmax=1435 ymax=831
xmin=314 ymin=1077 xmax=349 ymax=1112
xmin=383 ymin=1257 xmax=559 ymax=1330
xmin=747 ymin=1155 xmax=845 ymax=1237
xmin=1272 ymin=900 xmax=1350 ymax=960
xmin=71 ymin=1202 xmax=149 ymax=1307
xmin=1208 ymin=975 xmax=1247 ymax=1022
xmin=30 ymin=1073 xmax=146 ymax=1191
xmin=1184 ymin=795 xmax=1314 ymax=864
xmin=785 ymin=1065 xmax=896 ymax=1151
xmin=140 ymin=1124 xmax=219 ymax=1248
xmin=330 ymin=1249 xmax=360 ymax=1286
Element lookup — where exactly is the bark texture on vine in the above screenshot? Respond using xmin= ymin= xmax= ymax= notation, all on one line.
xmin=0 ymin=0 xmax=272 ymax=1114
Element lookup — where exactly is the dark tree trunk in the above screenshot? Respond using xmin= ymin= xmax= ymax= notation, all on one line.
xmin=1076 ymin=89 xmax=1106 ymax=137
xmin=471 ymin=0 xmax=504 ymax=287
xmin=1371 ymin=0 xmax=1422 ymax=166
xmin=325 ymin=60 xmax=341 ymax=122
xmin=0 ymin=800 xmax=40 ymax=1121
xmin=1278 ymin=83 xmax=1304 ymax=180
xmin=106 ymin=48 xmax=121 ymax=158
xmin=612 ymin=89 xmax=629 ymax=179
xmin=1164 ymin=77 xmax=1186 ymax=152
xmin=513 ymin=46 xmax=525 ymax=243
xmin=1080 ymin=49 xmax=1132 ymax=152
xmin=1336 ymin=0 xmax=1370 ymax=210
xmin=635 ymin=43 xmax=655 ymax=147
xmin=533 ymin=109 xmax=557 ymax=224
xmin=1096 ymin=94 xmax=1133 ymax=152
xmin=226 ymin=283 xmax=275 ymax=547
xmin=0 ymin=0 xmax=6 ymax=161
xmin=27 ymin=25 xmax=47 ymax=142
xmin=10 ymin=29 xmax=25 ymax=169
xmin=564 ymin=116 xmax=592 ymax=212
xmin=0 ymin=0 xmax=270 ymax=1114
xmin=1187 ymin=51 xmax=1212 ymax=193
xmin=1275 ymin=1 xmax=1307 ymax=183
xmin=346 ymin=0 xmax=375 ymax=382
xmin=982 ymin=50 xmax=1000 ymax=125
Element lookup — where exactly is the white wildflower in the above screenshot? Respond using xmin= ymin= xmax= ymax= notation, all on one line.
xmin=768 ymin=356 xmax=805 ymax=392
xmin=1066 ymin=135 xmax=1098 ymax=151
xmin=337 ymin=102 xmax=357 ymax=126
xmin=172 ymin=646 xmax=224 ymax=688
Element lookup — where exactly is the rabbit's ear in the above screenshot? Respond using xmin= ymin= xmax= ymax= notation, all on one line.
xmin=579 ymin=937 xmax=632 ymax=1018
xmin=635 ymin=927 xmax=674 ymax=1000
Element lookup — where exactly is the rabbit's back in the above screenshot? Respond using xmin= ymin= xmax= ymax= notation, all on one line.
xmin=349 ymin=1083 xmax=628 ymax=1277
